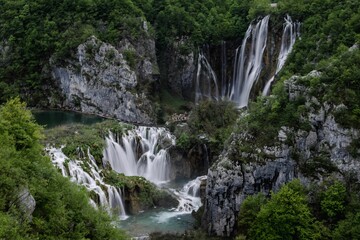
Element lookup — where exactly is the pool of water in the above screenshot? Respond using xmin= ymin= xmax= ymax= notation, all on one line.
xmin=33 ymin=110 xmax=105 ymax=128
xmin=118 ymin=178 xmax=202 ymax=238
xmin=119 ymin=207 xmax=195 ymax=238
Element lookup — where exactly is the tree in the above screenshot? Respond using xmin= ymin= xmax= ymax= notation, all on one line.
xmin=249 ymin=180 xmax=326 ymax=240
xmin=237 ymin=193 xmax=267 ymax=236
xmin=320 ymin=181 xmax=346 ymax=220
xmin=0 ymin=97 xmax=43 ymax=150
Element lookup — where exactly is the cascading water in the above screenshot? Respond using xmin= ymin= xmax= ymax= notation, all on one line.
xmin=47 ymin=147 xmax=128 ymax=220
xmin=194 ymin=15 xmax=300 ymax=107
xmin=195 ymin=52 xmax=220 ymax=103
xmin=221 ymin=41 xmax=228 ymax=97
xmin=229 ymin=15 xmax=270 ymax=107
xmin=103 ymin=126 xmax=175 ymax=184
xmin=174 ymin=175 xmax=207 ymax=213
xmin=262 ymin=15 xmax=300 ymax=96
xmin=150 ymin=175 xmax=207 ymax=224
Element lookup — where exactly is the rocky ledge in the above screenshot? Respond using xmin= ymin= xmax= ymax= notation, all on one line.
xmin=51 ymin=35 xmax=157 ymax=124
xmin=202 ymin=71 xmax=360 ymax=236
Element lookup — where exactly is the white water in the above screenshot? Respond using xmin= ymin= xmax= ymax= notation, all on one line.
xmin=221 ymin=41 xmax=228 ymax=97
xmin=152 ymin=176 xmax=207 ymax=224
xmin=47 ymin=125 xmax=206 ymax=233
xmin=262 ymin=15 xmax=300 ymax=96
xmin=103 ymin=126 xmax=175 ymax=184
xmin=195 ymin=52 xmax=220 ymax=103
xmin=230 ymin=15 xmax=270 ymax=107
xmin=174 ymin=175 xmax=206 ymax=213
xmin=47 ymin=147 xmax=128 ymax=220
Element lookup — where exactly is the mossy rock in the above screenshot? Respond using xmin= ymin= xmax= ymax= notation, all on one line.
xmin=104 ymin=171 xmax=178 ymax=214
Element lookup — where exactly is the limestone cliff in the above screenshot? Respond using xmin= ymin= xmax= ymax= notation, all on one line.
xmin=51 ymin=33 xmax=158 ymax=124
xmin=202 ymin=71 xmax=360 ymax=236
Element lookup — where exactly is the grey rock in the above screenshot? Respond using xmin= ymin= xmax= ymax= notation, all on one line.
xmin=167 ymin=41 xmax=196 ymax=98
xmin=15 ymin=188 xmax=36 ymax=222
xmin=203 ymin=71 xmax=360 ymax=236
xmin=52 ymin=36 xmax=155 ymax=124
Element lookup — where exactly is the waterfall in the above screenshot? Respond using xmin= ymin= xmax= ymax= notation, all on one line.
xmin=47 ymin=147 xmax=128 ymax=220
xmin=230 ymin=15 xmax=270 ymax=107
xmin=193 ymin=15 xmax=300 ymax=107
xmin=195 ymin=52 xmax=219 ymax=103
xmin=174 ymin=176 xmax=207 ymax=213
xmin=221 ymin=41 xmax=228 ymax=97
xmin=262 ymin=15 xmax=300 ymax=96
xmin=153 ymin=175 xmax=207 ymax=224
xmin=103 ymin=126 xmax=175 ymax=184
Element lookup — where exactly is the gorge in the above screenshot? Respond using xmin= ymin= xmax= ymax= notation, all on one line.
xmin=1 ymin=0 xmax=360 ymax=239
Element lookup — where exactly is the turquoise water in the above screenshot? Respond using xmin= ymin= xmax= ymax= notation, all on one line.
xmin=119 ymin=208 xmax=195 ymax=238
xmin=119 ymin=179 xmax=197 ymax=238
xmin=33 ymin=110 xmax=105 ymax=128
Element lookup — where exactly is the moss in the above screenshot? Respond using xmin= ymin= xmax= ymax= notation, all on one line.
xmin=123 ymin=49 xmax=137 ymax=69
xmin=44 ymin=120 xmax=131 ymax=162
xmin=103 ymin=171 xmax=176 ymax=209
xmin=347 ymin=138 xmax=360 ymax=158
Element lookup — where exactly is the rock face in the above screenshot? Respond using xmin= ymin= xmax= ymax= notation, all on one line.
xmin=202 ymin=71 xmax=360 ymax=236
xmin=169 ymin=143 xmax=210 ymax=179
xmin=14 ymin=188 xmax=36 ymax=222
xmin=52 ymin=34 xmax=158 ymax=124
xmin=160 ymin=41 xmax=196 ymax=99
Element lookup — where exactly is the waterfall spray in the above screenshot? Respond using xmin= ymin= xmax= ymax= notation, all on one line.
xmin=230 ymin=15 xmax=270 ymax=107
xmin=103 ymin=126 xmax=175 ymax=184
xmin=262 ymin=15 xmax=300 ymax=96
xmin=47 ymin=147 xmax=128 ymax=220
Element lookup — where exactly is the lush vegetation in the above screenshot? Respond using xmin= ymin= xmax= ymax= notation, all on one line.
xmin=0 ymin=0 xmax=153 ymax=104
xmin=0 ymin=98 xmax=127 ymax=239
xmin=174 ymin=100 xmax=238 ymax=156
xmin=236 ymin=179 xmax=360 ymax=239
xmin=44 ymin=120 xmax=132 ymax=163
xmin=104 ymin=171 xmax=177 ymax=211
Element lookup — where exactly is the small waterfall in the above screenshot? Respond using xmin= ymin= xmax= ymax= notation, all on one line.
xmin=153 ymin=176 xmax=207 ymax=224
xmin=174 ymin=176 xmax=207 ymax=213
xmin=103 ymin=126 xmax=175 ymax=184
xmin=230 ymin=15 xmax=270 ymax=107
xmin=262 ymin=15 xmax=300 ymax=95
xmin=47 ymin=147 xmax=128 ymax=220
xmin=195 ymin=52 xmax=220 ymax=103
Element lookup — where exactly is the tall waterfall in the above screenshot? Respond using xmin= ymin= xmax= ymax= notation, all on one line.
xmin=195 ymin=52 xmax=220 ymax=103
xmin=221 ymin=41 xmax=228 ymax=97
xmin=47 ymin=147 xmax=128 ymax=219
xmin=229 ymin=15 xmax=270 ymax=107
xmin=262 ymin=15 xmax=300 ymax=96
xmin=103 ymin=127 xmax=175 ymax=184
xmin=194 ymin=15 xmax=300 ymax=107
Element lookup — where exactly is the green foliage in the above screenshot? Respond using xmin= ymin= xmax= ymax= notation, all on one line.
xmin=237 ymin=193 xmax=267 ymax=236
xmin=275 ymin=0 xmax=360 ymax=75
xmin=320 ymin=181 xmax=347 ymax=219
xmin=232 ymin=81 xmax=309 ymax=161
xmin=0 ymin=97 xmax=43 ymax=150
xmin=0 ymin=99 xmax=127 ymax=239
xmin=0 ymin=0 xmax=147 ymax=104
xmin=153 ymin=0 xmax=250 ymax=47
xmin=104 ymin=171 xmax=171 ymax=208
xmin=249 ymin=180 xmax=326 ymax=240
xmin=333 ymin=212 xmax=360 ymax=239
xmin=187 ymin=100 xmax=238 ymax=154
xmin=177 ymin=132 xmax=192 ymax=150
xmin=44 ymin=120 xmax=130 ymax=162
xmin=123 ymin=49 xmax=137 ymax=69
xmin=248 ymin=0 xmax=272 ymax=20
